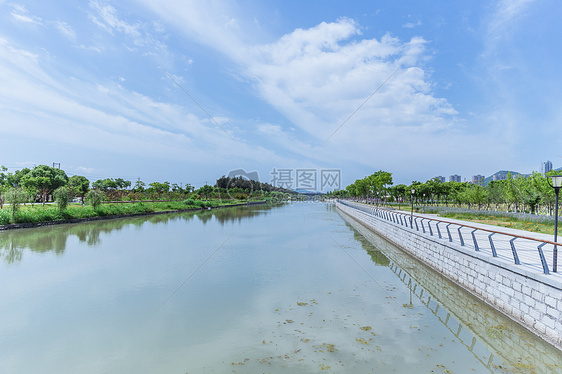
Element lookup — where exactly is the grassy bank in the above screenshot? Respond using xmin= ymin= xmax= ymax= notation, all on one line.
xmin=370 ymin=202 xmax=558 ymax=235
xmin=0 ymin=199 xmax=257 ymax=226
xmin=413 ymin=206 xmax=558 ymax=235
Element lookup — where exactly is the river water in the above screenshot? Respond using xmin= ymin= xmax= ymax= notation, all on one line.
xmin=0 ymin=202 xmax=561 ymax=373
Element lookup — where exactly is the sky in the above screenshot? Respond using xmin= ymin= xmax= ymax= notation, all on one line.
xmin=0 ymin=0 xmax=561 ymax=190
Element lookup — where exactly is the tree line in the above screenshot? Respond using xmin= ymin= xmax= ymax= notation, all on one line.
xmin=328 ymin=170 xmax=561 ymax=215
xmin=0 ymin=165 xmax=298 ymax=212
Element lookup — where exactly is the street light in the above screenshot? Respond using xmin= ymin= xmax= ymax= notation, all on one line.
xmin=547 ymin=175 xmax=562 ymax=272
xmin=410 ymin=189 xmax=415 ymax=228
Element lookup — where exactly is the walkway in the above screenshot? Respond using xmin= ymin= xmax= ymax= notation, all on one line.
xmin=347 ymin=201 xmax=562 ymax=285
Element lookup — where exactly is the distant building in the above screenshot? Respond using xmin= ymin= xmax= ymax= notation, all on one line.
xmin=435 ymin=176 xmax=445 ymax=183
xmin=471 ymin=175 xmax=485 ymax=185
xmin=448 ymin=174 xmax=461 ymax=182
xmin=492 ymin=174 xmax=506 ymax=181
xmin=540 ymin=160 xmax=553 ymax=174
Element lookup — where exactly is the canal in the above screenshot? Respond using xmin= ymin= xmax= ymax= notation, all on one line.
xmin=0 ymin=202 xmax=560 ymax=373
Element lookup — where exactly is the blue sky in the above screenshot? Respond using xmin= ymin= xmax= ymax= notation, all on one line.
xmin=0 ymin=0 xmax=561 ymax=189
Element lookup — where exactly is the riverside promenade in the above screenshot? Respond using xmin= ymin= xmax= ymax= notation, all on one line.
xmin=336 ymin=200 xmax=562 ymax=351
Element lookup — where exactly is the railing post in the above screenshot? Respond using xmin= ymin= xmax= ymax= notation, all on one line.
xmin=509 ymin=238 xmax=521 ymax=265
xmin=428 ymin=221 xmax=433 ymax=236
xmin=458 ymin=227 xmax=465 ymax=246
xmin=471 ymin=229 xmax=479 ymax=251
xmin=436 ymin=222 xmax=442 ymax=239
xmin=420 ymin=219 xmax=426 ymax=233
xmin=414 ymin=218 xmax=419 ymax=231
xmin=488 ymin=233 xmax=498 ymax=257
xmin=537 ymin=243 xmax=551 ymax=275
xmin=446 ymin=223 xmax=453 ymax=242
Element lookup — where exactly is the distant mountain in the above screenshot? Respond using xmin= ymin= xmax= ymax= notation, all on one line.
xmin=483 ymin=167 xmax=562 ymax=185
xmin=483 ymin=170 xmax=522 ymax=185
xmin=293 ymin=188 xmax=324 ymax=195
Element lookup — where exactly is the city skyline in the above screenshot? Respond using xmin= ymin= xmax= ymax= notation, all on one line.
xmin=1 ymin=1 xmax=561 ymax=187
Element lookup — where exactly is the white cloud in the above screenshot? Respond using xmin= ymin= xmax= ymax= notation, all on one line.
xmin=243 ymin=20 xmax=455 ymax=141
xmin=402 ymin=20 xmax=422 ymax=28
xmin=9 ymin=3 xmax=42 ymax=25
xmin=0 ymin=37 xmax=283 ymax=172
xmin=52 ymin=21 xmax=76 ymax=40
xmin=130 ymin=1 xmax=510 ymax=181
xmin=486 ymin=0 xmax=537 ymax=40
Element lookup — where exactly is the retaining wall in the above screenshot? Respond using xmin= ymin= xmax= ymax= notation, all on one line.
xmin=336 ymin=200 xmax=562 ymax=350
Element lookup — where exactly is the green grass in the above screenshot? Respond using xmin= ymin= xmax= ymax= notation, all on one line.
xmin=0 ymin=199 xmax=248 ymax=226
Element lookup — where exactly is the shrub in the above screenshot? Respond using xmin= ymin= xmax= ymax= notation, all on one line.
xmin=86 ymin=190 xmax=104 ymax=210
xmin=53 ymin=186 xmax=71 ymax=212
xmin=4 ymin=187 xmax=28 ymax=220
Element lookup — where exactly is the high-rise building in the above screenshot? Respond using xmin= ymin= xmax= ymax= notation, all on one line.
xmin=449 ymin=174 xmax=461 ymax=182
xmin=493 ymin=174 xmax=506 ymax=181
xmin=471 ymin=175 xmax=485 ymax=185
xmin=540 ymin=160 xmax=553 ymax=174
xmin=435 ymin=176 xmax=445 ymax=183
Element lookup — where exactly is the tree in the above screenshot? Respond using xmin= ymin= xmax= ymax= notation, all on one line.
xmin=5 ymin=187 xmax=28 ymax=220
xmin=20 ymin=165 xmax=68 ymax=204
xmin=197 ymin=184 xmax=214 ymax=200
xmin=86 ymin=189 xmax=104 ymax=210
xmin=68 ymin=175 xmax=90 ymax=204
xmin=148 ymin=181 xmax=171 ymax=194
xmin=388 ymin=184 xmax=407 ymax=207
xmin=486 ymin=180 xmax=504 ymax=209
xmin=132 ymin=180 xmax=146 ymax=193
xmin=53 ymin=186 xmax=71 ymax=212
xmin=367 ymin=170 xmax=393 ymax=203
xmin=92 ymin=178 xmax=118 ymax=191
xmin=6 ymin=167 xmax=31 ymax=187
xmin=114 ymin=178 xmax=131 ymax=190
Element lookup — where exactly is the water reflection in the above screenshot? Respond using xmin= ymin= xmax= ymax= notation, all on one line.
xmin=0 ymin=204 xmax=280 ymax=264
xmin=340 ymin=209 xmax=562 ymax=373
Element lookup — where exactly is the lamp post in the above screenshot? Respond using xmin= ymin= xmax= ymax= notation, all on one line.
xmin=547 ymin=175 xmax=562 ymax=272
xmin=410 ymin=189 xmax=415 ymax=228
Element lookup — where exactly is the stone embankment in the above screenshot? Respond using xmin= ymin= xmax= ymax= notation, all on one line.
xmin=336 ymin=200 xmax=562 ymax=351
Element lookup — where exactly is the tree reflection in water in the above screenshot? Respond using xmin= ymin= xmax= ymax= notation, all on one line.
xmin=0 ymin=204 xmax=282 ymax=264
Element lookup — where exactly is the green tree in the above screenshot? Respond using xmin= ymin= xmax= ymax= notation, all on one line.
xmin=20 ymin=165 xmax=68 ymax=204
xmin=367 ymin=170 xmax=393 ymax=203
xmin=86 ymin=189 xmax=104 ymax=210
xmin=92 ymin=178 xmax=118 ymax=191
xmin=53 ymin=186 xmax=71 ymax=212
xmin=132 ymin=180 xmax=146 ymax=193
xmin=197 ymin=184 xmax=214 ymax=200
xmin=388 ymin=184 xmax=407 ymax=207
xmin=148 ymin=181 xmax=171 ymax=194
xmin=5 ymin=187 xmax=28 ymax=220
xmin=68 ymin=175 xmax=90 ymax=204
xmin=114 ymin=178 xmax=131 ymax=190
xmin=486 ymin=180 xmax=504 ymax=209
xmin=6 ymin=167 xmax=31 ymax=187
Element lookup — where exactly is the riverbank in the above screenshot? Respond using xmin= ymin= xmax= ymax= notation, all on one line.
xmin=336 ymin=200 xmax=562 ymax=351
xmin=0 ymin=200 xmax=267 ymax=231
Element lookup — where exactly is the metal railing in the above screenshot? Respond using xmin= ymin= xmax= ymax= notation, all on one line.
xmin=338 ymin=200 xmax=561 ymax=275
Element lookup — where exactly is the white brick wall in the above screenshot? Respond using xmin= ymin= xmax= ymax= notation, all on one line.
xmin=336 ymin=201 xmax=562 ymax=350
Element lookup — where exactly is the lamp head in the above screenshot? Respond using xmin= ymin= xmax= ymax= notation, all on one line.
xmin=548 ymin=175 xmax=562 ymax=188
xmin=411 ymin=189 xmax=415 ymax=194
